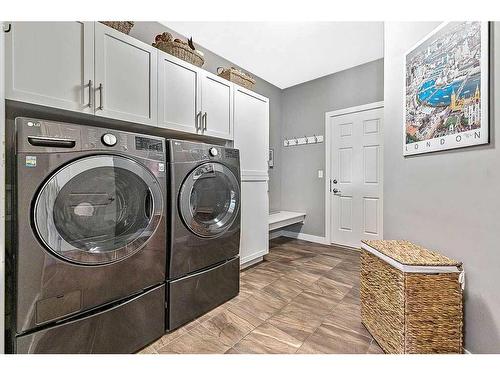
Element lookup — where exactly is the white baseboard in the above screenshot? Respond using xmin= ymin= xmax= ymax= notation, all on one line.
xmin=240 ymin=249 xmax=268 ymax=268
xmin=281 ymin=230 xmax=329 ymax=245
xmin=240 ymin=256 xmax=264 ymax=270
xmin=269 ymin=230 xmax=284 ymax=240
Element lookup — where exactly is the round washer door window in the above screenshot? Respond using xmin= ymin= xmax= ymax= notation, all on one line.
xmin=34 ymin=155 xmax=163 ymax=265
xmin=179 ymin=162 xmax=240 ymax=238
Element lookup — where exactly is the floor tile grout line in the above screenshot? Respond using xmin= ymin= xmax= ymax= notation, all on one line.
xmin=293 ymin=285 xmax=353 ymax=353
xmin=232 ymin=256 xmax=334 ymax=353
xmin=228 ymin=252 xmax=308 ymax=353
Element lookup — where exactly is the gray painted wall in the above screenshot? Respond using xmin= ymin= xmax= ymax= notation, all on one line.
xmin=384 ymin=22 xmax=500 ymax=353
xmin=280 ymin=59 xmax=384 ymax=236
xmin=130 ymin=23 xmax=283 ymax=212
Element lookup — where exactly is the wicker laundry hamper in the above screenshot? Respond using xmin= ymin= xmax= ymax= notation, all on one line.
xmin=360 ymin=240 xmax=464 ymax=354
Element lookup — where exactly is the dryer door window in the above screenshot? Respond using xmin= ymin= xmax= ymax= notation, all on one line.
xmin=34 ymin=155 xmax=163 ymax=265
xmin=179 ymin=162 xmax=240 ymax=238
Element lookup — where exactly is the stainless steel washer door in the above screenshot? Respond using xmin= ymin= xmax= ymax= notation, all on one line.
xmin=33 ymin=155 xmax=163 ymax=265
xmin=179 ymin=162 xmax=240 ymax=238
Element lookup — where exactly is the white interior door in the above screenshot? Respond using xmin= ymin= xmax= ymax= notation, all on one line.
xmin=329 ymin=106 xmax=383 ymax=248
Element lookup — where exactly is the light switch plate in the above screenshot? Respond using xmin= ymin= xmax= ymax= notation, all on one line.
xmin=318 ymin=170 xmax=324 ymax=178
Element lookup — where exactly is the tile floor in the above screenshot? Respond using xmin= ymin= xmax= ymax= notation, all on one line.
xmin=139 ymin=237 xmax=384 ymax=354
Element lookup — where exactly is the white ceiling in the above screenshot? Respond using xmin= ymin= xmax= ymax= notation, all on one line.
xmin=161 ymin=22 xmax=384 ymax=89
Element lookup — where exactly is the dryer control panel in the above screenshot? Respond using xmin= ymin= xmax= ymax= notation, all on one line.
xmin=169 ymin=139 xmax=239 ymax=164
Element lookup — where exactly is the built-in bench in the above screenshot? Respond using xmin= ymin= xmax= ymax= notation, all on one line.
xmin=269 ymin=211 xmax=306 ymax=231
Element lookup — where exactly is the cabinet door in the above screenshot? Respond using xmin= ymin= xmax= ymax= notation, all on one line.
xmin=233 ymin=87 xmax=269 ymax=177
xmin=239 ymin=181 xmax=269 ymax=265
xmin=158 ymin=52 xmax=200 ymax=134
xmin=5 ymin=22 xmax=94 ymax=114
xmin=94 ymin=22 xmax=157 ymax=126
xmin=200 ymin=73 xmax=233 ymax=140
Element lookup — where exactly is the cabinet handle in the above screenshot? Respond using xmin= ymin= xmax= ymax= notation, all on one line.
xmin=203 ymin=112 xmax=207 ymax=131
xmin=97 ymin=83 xmax=103 ymax=110
xmin=87 ymin=80 xmax=92 ymax=108
xmin=196 ymin=111 xmax=202 ymax=131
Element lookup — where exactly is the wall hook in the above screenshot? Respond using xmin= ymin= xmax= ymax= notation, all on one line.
xmin=304 ymin=135 xmax=308 ymax=144
xmin=313 ymin=134 xmax=318 ymax=143
xmin=3 ymin=23 xmax=11 ymax=33
xmin=294 ymin=137 xmax=298 ymax=145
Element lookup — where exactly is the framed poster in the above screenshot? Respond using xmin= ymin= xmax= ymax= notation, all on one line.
xmin=404 ymin=22 xmax=489 ymax=156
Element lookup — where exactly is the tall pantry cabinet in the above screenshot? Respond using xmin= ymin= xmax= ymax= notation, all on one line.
xmin=233 ymin=86 xmax=270 ymax=266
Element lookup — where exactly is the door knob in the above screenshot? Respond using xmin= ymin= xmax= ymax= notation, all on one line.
xmin=332 ymin=179 xmax=337 ymax=184
xmin=333 ymin=188 xmax=341 ymax=194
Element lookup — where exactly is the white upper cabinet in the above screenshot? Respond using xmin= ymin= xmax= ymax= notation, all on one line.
xmin=5 ymin=22 xmax=94 ymax=114
xmin=4 ymin=22 xmax=259 ymax=145
xmin=94 ymin=22 xmax=157 ymax=126
xmin=200 ymin=72 xmax=233 ymax=139
xmin=233 ymin=86 xmax=269 ymax=177
xmin=158 ymin=53 xmax=233 ymax=140
xmin=158 ymin=52 xmax=201 ymax=134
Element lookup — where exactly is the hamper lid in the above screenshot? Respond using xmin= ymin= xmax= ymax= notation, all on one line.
xmin=362 ymin=240 xmax=462 ymax=267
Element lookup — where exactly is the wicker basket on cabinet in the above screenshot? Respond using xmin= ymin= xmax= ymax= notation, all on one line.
xmin=99 ymin=21 xmax=134 ymax=35
xmin=217 ymin=67 xmax=256 ymax=89
xmin=152 ymin=32 xmax=205 ymax=67
xmin=360 ymin=240 xmax=464 ymax=354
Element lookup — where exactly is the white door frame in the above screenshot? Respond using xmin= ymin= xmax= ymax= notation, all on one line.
xmin=324 ymin=101 xmax=384 ymax=246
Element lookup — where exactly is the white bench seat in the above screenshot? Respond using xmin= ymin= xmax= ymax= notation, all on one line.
xmin=269 ymin=211 xmax=306 ymax=231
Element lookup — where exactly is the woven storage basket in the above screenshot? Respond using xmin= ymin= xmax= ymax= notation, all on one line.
xmin=217 ymin=67 xmax=256 ymax=89
xmin=360 ymin=240 xmax=464 ymax=354
xmin=99 ymin=21 xmax=134 ymax=35
xmin=153 ymin=40 xmax=205 ymax=67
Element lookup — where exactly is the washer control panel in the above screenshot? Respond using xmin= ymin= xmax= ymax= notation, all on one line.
xmin=101 ymin=133 xmax=117 ymax=147
xmin=209 ymin=147 xmax=218 ymax=157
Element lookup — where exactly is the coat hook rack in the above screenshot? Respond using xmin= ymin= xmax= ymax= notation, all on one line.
xmin=283 ymin=134 xmax=324 ymax=147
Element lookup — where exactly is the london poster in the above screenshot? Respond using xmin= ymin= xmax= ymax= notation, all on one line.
xmin=404 ymin=22 xmax=489 ymax=156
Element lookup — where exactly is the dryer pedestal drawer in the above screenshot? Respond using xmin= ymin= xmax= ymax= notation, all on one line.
xmin=15 ymin=284 xmax=165 ymax=354
xmin=167 ymin=257 xmax=240 ymax=330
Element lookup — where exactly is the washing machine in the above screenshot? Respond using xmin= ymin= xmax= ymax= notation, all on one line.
xmin=7 ymin=117 xmax=167 ymax=353
xmin=167 ymin=140 xmax=241 ymax=330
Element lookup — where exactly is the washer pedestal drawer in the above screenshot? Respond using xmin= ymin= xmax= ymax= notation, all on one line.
xmin=15 ymin=284 xmax=165 ymax=354
xmin=167 ymin=257 xmax=240 ymax=331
